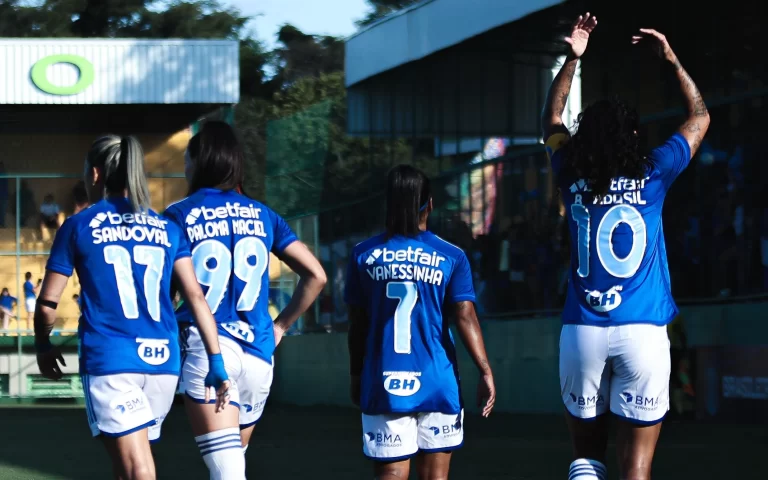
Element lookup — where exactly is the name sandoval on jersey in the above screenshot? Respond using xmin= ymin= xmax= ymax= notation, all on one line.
xmin=91 ymin=211 xmax=171 ymax=247
xmin=186 ymin=202 xmax=267 ymax=242
xmin=366 ymin=247 xmax=446 ymax=286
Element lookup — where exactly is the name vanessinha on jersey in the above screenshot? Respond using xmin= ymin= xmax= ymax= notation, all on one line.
xmin=91 ymin=212 xmax=171 ymax=247
xmin=367 ymin=264 xmax=445 ymax=286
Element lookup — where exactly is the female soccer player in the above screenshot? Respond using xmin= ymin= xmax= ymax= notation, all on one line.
xmin=542 ymin=14 xmax=710 ymax=480
xmin=346 ymin=164 xmax=496 ymax=480
xmin=34 ymin=135 xmax=231 ymax=480
xmin=164 ymin=121 xmax=326 ymax=480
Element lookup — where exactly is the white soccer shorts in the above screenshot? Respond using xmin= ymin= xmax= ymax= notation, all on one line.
xmin=25 ymin=298 xmax=35 ymax=313
xmin=559 ymin=324 xmax=671 ymax=424
xmin=179 ymin=325 xmax=274 ymax=428
xmin=82 ymin=373 xmax=178 ymax=441
xmin=362 ymin=410 xmax=464 ymax=460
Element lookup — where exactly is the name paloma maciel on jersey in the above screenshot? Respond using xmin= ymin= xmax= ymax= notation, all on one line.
xmin=91 ymin=211 xmax=171 ymax=247
xmin=366 ymin=247 xmax=446 ymax=286
xmin=185 ymin=202 xmax=267 ymax=241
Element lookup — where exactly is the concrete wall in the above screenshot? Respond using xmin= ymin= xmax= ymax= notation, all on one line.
xmin=271 ymin=302 xmax=768 ymax=414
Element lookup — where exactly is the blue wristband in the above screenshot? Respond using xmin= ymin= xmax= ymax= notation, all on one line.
xmin=205 ymin=353 xmax=228 ymax=389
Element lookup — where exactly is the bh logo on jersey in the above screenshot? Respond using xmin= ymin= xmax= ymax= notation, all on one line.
xmin=110 ymin=390 xmax=147 ymax=415
xmin=622 ymin=392 xmax=660 ymax=411
xmin=585 ymin=285 xmax=623 ymax=312
xmin=136 ymin=338 xmax=170 ymax=366
xmin=570 ymin=393 xmax=605 ymax=411
xmin=383 ymin=371 xmax=421 ymax=397
xmin=222 ymin=321 xmax=256 ymax=344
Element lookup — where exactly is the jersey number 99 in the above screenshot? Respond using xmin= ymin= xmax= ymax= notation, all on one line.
xmin=191 ymin=238 xmax=269 ymax=313
xmin=571 ymin=204 xmax=647 ymax=278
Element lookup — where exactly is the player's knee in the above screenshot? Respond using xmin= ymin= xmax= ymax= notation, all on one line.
xmin=196 ymin=428 xmax=246 ymax=480
xmin=619 ymin=463 xmax=651 ymax=480
xmin=122 ymin=462 xmax=154 ymax=480
xmin=374 ymin=462 xmax=409 ymax=480
xmin=569 ymin=459 xmax=607 ymax=480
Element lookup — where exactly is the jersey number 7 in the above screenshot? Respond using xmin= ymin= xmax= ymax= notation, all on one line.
xmin=386 ymin=282 xmax=418 ymax=355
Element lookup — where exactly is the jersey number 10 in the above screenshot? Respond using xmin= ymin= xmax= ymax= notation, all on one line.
xmin=571 ymin=204 xmax=647 ymax=278
xmin=386 ymin=282 xmax=418 ymax=354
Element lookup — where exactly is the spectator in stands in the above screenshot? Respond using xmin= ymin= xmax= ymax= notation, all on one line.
xmin=73 ymin=293 xmax=82 ymax=316
xmin=23 ymin=272 xmax=40 ymax=332
xmin=0 ymin=288 xmax=17 ymax=331
xmin=0 ymin=162 xmax=7 ymax=228
xmin=72 ymin=181 xmax=89 ymax=215
xmin=39 ymin=193 xmax=62 ymax=233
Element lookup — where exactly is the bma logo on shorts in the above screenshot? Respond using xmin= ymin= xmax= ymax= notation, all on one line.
xmin=585 ymin=286 xmax=623 ymax=312
xmin=383 ymin=371 xmax=421 ymax=397
xmin=136 ymin=338 xmax=170 ymax=366
xmin=569 ymin=393 xmax=605 ymax=410
xmin=429 ymin=418 xmax=461 ymax=437
xmin=622 ymin=392 xmax=659 ymax=411
xmin=243 ymin=399 xmax=266 ymax=414
xmin=366 ymin=432 xmax=402 ymax=448
xmin=110 ymin=391 xmax=146 ymax=415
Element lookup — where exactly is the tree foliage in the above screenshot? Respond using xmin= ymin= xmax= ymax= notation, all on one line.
xmin=357 ymin=0 xmax=421 ymax=27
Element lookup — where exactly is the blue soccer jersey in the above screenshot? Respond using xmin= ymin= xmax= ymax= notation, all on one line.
xmin=47 ymin=198 xmax=189 ymax=376
xmin=546 ymin=132 xmax=691 ymax=326
xmin=164 ymin=189 xmax=298 ymax=364
xmin=345 ymin=231 xmax=476 ymax=415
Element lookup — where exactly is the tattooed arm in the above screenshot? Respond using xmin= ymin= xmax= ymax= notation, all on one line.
xmin=670 ymin=55 xmax=710 ymax=156
xmin=541 ymin=56 xmax=579 ymax=140
xmin=453 ymin=301 xmax=496 ymax=416
xmin=633 ymin=29 xmax=710 ymax=157
xmin=541 ymin=13 xmax=597 ymax=140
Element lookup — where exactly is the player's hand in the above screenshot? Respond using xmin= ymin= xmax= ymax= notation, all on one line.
xmin=565 ymin=12 xmax=597 ymax=58
xmin=204 ymin=353 xmax=231 ymax=413
xmin=206 ymin=379 xmax=232 ymax=413
xmin=632 ymin=29 xmax=676 ymax=64
xmin=350 ymin=375 xmax=361 ymax=407
xmin=273 ymin=322 xmax=287 ymax=348
xmin=477 ymin=372 xmax=496 ymax=418
xmin=37 ymin=346 xmax=66 ymax=380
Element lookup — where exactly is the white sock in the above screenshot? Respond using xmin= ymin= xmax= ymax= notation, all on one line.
xmin=242 ymin=444 xmax=248 ymax=455
xmin=569 ymin=459 xmax=607 ymax=480
xmin=196 ymin=427 xmax=245 ymax=480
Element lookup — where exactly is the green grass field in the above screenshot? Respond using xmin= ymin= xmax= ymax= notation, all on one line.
xmin=0 ymin=403 xmax=764 ymax=479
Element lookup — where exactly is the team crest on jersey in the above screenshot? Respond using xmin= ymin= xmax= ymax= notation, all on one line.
xmin=585 ymin=286 xmax=623 ymax=312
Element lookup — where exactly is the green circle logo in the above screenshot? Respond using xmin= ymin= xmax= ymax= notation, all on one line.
xmin=31 ymin=54 xmax=94 ymax=95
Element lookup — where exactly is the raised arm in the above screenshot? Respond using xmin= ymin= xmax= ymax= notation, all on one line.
xmin=633 ymin=29 xmax=710 ymax=157
xmin=541 ymin=13 xmax=597 ymax=139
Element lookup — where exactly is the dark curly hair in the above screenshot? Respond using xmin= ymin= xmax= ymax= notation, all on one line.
xmin=560 ymin=96 xmax=650 ymax=200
